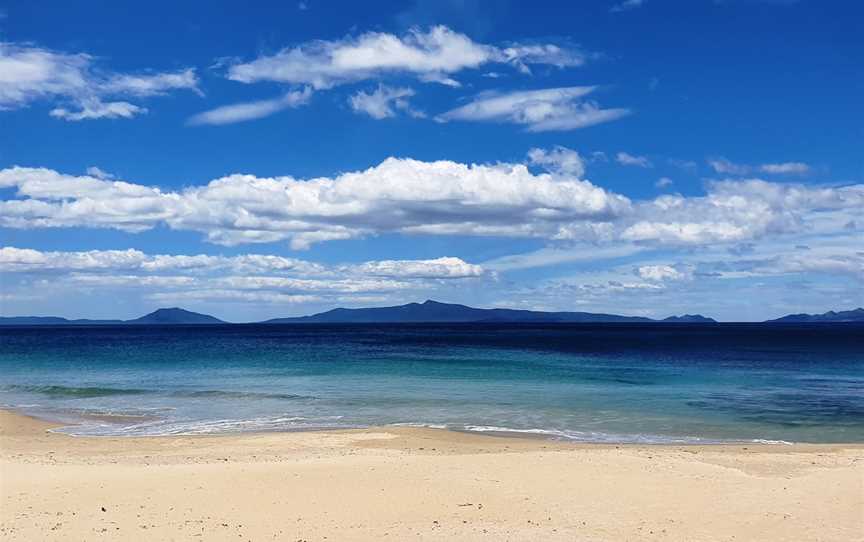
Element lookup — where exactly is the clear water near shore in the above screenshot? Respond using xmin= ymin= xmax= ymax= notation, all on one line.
xmin=0 ymin=323 xmax=861 ymax=443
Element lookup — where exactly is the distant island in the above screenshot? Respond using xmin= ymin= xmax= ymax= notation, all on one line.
xmin=766 ymin=308 xmax=864 ymax=323
xmin=0 ymin=308 xmax=223 ymax=326
xmin=2 ymin=301 xmax=862 ymax=325
xmin=262 ymin=299 xmax=669 ymax=324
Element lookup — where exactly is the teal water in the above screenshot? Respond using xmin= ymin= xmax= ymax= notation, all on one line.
xmin=0 ymin=323 xmax=861 ymax=443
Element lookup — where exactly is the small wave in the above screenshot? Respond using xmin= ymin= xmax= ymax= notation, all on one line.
xmin=2 ymin=385 xmax=151 ymax=398
xmin=2 ymin=385 xmax=314 ymax=401
xmin=390 ymin=422 xmax=449 ymax=430
xmin=174 ymin=390 xmax=316 ymax=401
xmin=52 ymin=414 xmax=350 ymax=437
xmin=457 ymin=424 xmax=784 ymax=445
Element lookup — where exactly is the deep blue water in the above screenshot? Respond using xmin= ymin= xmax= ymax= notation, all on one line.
xmin=0 ymin=323 xmax=861 ymax=443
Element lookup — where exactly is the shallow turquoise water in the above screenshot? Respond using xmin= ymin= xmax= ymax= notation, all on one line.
xmin=0 ymin=323 xmax=861 ymax=443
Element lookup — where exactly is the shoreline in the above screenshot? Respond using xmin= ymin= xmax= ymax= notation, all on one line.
xmin=2 ymin=408 xmax=862 ymax=541
xmin=8 ymin=405 xmax=849 ymax=446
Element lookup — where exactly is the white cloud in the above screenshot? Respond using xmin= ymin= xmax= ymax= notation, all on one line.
xmin=655 ymin=177 xmax=673 ymax=189
xmin=616 ymin=152 xmax=652 ymax=168
xmin=436 ymin=87 xmax=629 ymax=132
xmin=0 ymin=246 xmax=329 ymax=275
xmin=0 ymin=160 xmax=860 ymax=252
xmin=759 ymin=162 xmax=811 ymax=175
xmin=99 ymin=68 xmax=201 ymax=97
xmin=0 ymin=43 xmax=89 ymax=108
xmin=623 ymin=179 xmax=864 ymax=245
xmin=0 ymin=42 xmax=199 ymax=120
xmin=350 ymin=257 xmax=483 ymax=279
xmin=226 ymin=26 xmax=587 ymax=89
xmin=0 ymin=157 xmax=630 ymax=249
xmin=147 ymin=290 xmax=322 ymax=305
xmin=85 ymin=166 xmax=115 ymax=180
xmin=611 ymin=0 xmax=645 ymax=12
xmin=527 ymin=146 xmax=585 ymax=177
xmin=348 ymin=85 xmax=423 ymax=119
xmin=707 ymin=158 xmax=751 ymax=175
xmin=483 ymin=244 xmax=645 ymax=271
xmin=187 ymin=88 xmax=312 ymax=125
xmin=50 ymin=99 xmax=146 ymax=121
xmin=708 ymin=158 xmax=812 ymax=176
xmin=0 ymin=246 xmax=487 ymax=308
xmin=497 ymin=43 xmax=588 ymax=74
xmin=636 ymin=264 xmax=690 ymax=282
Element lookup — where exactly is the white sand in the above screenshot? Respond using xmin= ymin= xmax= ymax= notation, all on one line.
xmin=1 ymin=410 xmax=862 ymax=541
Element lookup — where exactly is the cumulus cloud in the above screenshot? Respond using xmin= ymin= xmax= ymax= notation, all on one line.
xmin=348 ymin=85 xmax=424 ymax=119
xmin=436 ymin=87 xmax=630 ymax=132
xmin=615 ymin=152 xmax=652 ymax=168
xmin=187 ymin=88 xmax=312 ymax=125
xmin=0 ymin=42 xmax=199 ymax=120
xmin=0 ymin=246 xmax=487 ymax=305
xmin=636 ymin=264 xmax=690 ymax=282
xmin=226 ymin=26 xmax=587 ymax=90
xmin=0 ymin=158 xmax=860 ymax=251
xmin=623 ymin=179 xmax=864 ymax=245
xmin=0 ymin=157 xmax=630 ymax=249
xmin=655 ymin=177 xmax=673 ymax=189
xmin=527 ymin=146 xmax=586 ymax=177
xmin=85 ymin=166 xmax=115 ymax=180
xmin=350 ymin=256 xmax=483 ymax=279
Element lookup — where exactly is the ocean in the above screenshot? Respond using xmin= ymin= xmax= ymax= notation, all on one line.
xmin=1 ymin=323 xmax=861 ymax=443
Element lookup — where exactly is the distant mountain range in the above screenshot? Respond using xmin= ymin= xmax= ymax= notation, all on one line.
xmin=262 ymin=299 xmax=668 ymax=324
xmin=1 ymin=301 xmax=861 ymax=325
xmin=766 ymin=308 xmax=864 ymax=323
xmin=0 ymin=308 xmax=223 ymax=326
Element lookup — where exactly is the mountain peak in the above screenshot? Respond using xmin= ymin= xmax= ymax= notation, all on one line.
xmin=128 ymin=307 xmax=224 ymax=324
xmin=663 ymin=314 xmax=717 ymax=323
xmin=769 ymin=307 xmax=864 ymax=323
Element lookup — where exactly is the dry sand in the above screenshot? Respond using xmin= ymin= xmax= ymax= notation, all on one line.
xmin=0 ymin=409 xmax=862 ymax=541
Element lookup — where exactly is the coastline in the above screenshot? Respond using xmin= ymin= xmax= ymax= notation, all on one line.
xmin=2 ymin=409 xmax=862 ymax=541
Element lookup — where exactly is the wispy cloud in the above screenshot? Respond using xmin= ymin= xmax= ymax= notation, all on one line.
xmin=85 ymin=166 xmax=115 ymax=180
xmin=655 ymin=177 xmax=673 ymax=189
xmin=0 ymin=42 xmax=199 ymax=120
xmin=610 ymin=0 xmax=645 ymax=12
xmin=226 ymin=26 xmax=588 ymax=90
xmin=616 ymin=152 xmax=652 ymax=168
xmin=0 ymin=246 xmax=486 ymax=309
xmin=436 ymin=87 xmax=630 ymax=132
xmin=187 ymin=88 xmax=312 ymax=125
xmin=759 ymin=162 xmax=811 ymax=174
xmin=50 ymin=99 xmax=146 ymax=121
xmin=708 ymin=157 xmax=811 ymax=176
xmin=349 ymin=85 xmax=424 ymax=119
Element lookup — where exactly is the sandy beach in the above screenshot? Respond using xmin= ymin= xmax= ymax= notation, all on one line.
xmin=0 ymin=410 xmax=861 ymax=541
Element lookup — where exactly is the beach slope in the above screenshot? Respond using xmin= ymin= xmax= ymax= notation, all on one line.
xmin=1 ymin=410 xmax=861 ymax=541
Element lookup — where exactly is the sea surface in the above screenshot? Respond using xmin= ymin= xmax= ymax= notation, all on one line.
xmin=1 ymin=323 xmax=862 ymax=443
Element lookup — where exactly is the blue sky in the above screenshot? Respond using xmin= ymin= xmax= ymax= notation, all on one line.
xmin=1 ymin=0 xmax=862 ymax=321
